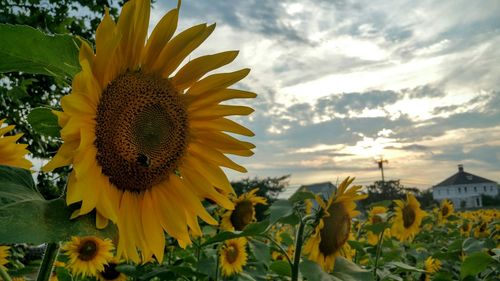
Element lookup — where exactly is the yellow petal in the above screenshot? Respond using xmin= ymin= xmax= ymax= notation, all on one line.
xmin=187 ymin=88 xmax=256 ymax=108
xmin=142 ymin=8 xmax=178 ymax=69
xmin=183 ymin=156 xmax=233 ymax=193
xmin=142 ymin=190 xmax=166 ymax=262
xmin=172 ymin=51 xmax=239 ymax=91
xmin=190 ymin=118 xmax=255 ymax=136
xmin=188 ymin=142 xmax=247 ymax=173
xmin=189 ymin=105 xmax=254 ymax=120
xmin=187 ymin=68 xmax=250 ymax=96
xmin=94 ymin=8 xmax=122 ymax=88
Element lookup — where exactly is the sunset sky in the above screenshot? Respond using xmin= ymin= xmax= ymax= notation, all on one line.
xmin=151 ymin=0 xmax=500 ymax=189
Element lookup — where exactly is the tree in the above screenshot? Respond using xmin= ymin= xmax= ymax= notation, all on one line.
xmin=231 ymin=175 xmax=290 ymax=220
xmin=363 ymin=180 xmax=421 ymax=207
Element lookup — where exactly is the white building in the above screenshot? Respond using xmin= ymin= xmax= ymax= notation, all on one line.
xmin=432 ymin=165 xmax=498 ymax=209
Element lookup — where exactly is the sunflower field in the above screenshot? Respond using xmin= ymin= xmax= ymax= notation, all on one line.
xmin=0 ymin=0 xmax=499 ymax=281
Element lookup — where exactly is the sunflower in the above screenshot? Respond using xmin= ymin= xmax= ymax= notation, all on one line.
xmin=473 ymin=221 xmax=489 ymax=238
xmin=366 ymin=206 xmax=390 ymax=245
xmin=219 ymin=238 xmax=248 ymax=277
xmin=391 ymin=193 xmax=426 ymax=242
xmin=61 ymin=236 xmax=114 ymax=277
xmin=303 ymin=177 xmax=367 ymax=272
xmin=0 ymin=246 xmax=9 ymax=271
xmin=424 ymin=256 xmax=441 ymax=281
xmin=42 ymin=0 xmax=255 ymax=262
xmin=97 ymin=259 xmax=127 ymax=281
xmin=459 ymin=221 xmax=471 ymax=237
xmin=221 ymin=189 xmax=267 ymax=231
xmin=0 ymin=119 xmax=32 ymax=170
xmin=438 ymin=199 xmax=453 ymax=223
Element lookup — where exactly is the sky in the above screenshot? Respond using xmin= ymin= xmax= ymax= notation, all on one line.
xmin=150 ymin=0 xmax=500 ymax=190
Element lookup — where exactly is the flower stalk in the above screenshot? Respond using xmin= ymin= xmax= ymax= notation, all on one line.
xmin=373 ymin=228 xmax=386 ymax=280
xmin=36 ymin=242 xmax=59 ymax=281
xmin=291 ymin=215 xmax=314 ymax=281
xmin=0 ymin=265 xmax=12 ymax=281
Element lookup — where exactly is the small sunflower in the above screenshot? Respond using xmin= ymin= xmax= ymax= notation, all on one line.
xmin=0 ymin=245 xmax=9 ymax=271
xmin=366 ymin=206 xmax=390 ymax=246
xmin=303 ymin=177 xmax=367 ymax=272
xmin=43 ymin=0 xmax=255 ymax=262
xmin=221 ymin=188 xmax=267 ymax=231
xmin=391 ymin=193 xmax=426 ymax=242
xmin=459 ymin=221 xmax=471 ymax=237
xmin=0 ymin=119 xmax=32 ymax=170
xmin=473 ymin=221 xmax=489 ymax=238
xmin=424 ymin=256 xmax=441 ymax=281
xmin=219 ymin=238 xmax=248 ymax=277
xmin=61 ymin=236 xmax=114 ymax=277
xmin=97 ymin=259 xmax=127 ymax=281
xmin=438 ymin=199 xmax=454 ymax=223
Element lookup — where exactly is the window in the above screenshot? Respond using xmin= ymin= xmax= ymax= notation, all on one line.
xmin=447 ymin=189 xmax=449 ymax=195
xmin=458 ymin=187 xmax=461 ymax=193
xmin=474 ymin=186 xmax=477 ymax=192
xmin=476 ymin=198 xmax=480 ymax=206
xmin=491 ymin=186 xmax=494 ymax=192
xmin=484 ymin=186 xmax=487 ymax=191
xmin=464 ymin=187 xmax=467 ymax=193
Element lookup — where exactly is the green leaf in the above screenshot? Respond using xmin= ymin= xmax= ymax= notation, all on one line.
xmin=331 ymin=257 xmax=374 ymax=281
xmin=364 ymin=222 xmax=391 ymax=235
xmin=460 ymin=252 xmax=494 ymax=279
xmin=0 ymin=24 xmax=80 ymax=77
xmin=27 ymin=107 xmax=60 ymax=138
xmin=387 ymin=261 xmax=425 ymax=273
xmin=0 ymin=165 xmax=116 ymax=243
xmin=249 ymin=239 xmax=271 ymax=264
xmin=202 ymin=220 xmax=270 ymax=246
xmin=300 ymin=259 xmax=334 ymax=281
xmin=268 ymin=199 xmax=294 ymax=224
xmin=237 ymin=272 xmax=257 ymax=281
xmin=289 ymin=191 xmax=316 ymax=203
xmin=269 ymin=260 xmax=291 ymax=277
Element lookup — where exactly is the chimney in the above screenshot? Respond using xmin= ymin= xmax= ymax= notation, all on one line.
xmin=458 ymin=164 xmax=464 ymax=173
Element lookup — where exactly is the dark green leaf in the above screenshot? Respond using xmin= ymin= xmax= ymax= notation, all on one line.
xmin=300 ymin=259 xmax=334 ymax=281
xmin=269 ymin=260 xmax=291 ymax=277
xmin=388 ymin=261 xmax=425 ymax=273
xmin=268 ymin=199 xmax=294 ymax=224
xmin=0 ymin=165 xmax=116 ymax=243
xmin=27 ymin=107 xmax=60 ymax=138
xmin=460 ymin=252 xmax=494 ymax=279
xmin=249 ymin=239 xmax=271 ymax=264
xmin=202 ymin=220 xmax=270 ymax=246
xmin=331 ymin=257 xmax=374 ymax=281
xmin=364 ymin=222 xmax=391 ymax=235
xmin=237 ymin=272 xmax=257 ymax=281
xmin=0 ymin=24 xmax=80 ymax=77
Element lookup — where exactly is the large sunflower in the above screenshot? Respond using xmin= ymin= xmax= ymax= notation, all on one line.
xmin=221 ymin=188 xmax=267 ymax=231
xmin=219 ymin=238 xmax=248 ymax=277
xmin=43 ymin=0 xmax=255 ymax=262
xmin=61 ymin=236 xmax=114 ymax=277
xmin=0 ymin=245 xmax=9 ymax=271
xmin=303 ymin=177 xmax=367 ymax=272
xmin=0 ymin=119 xmax=32 ymax=170
xmin=438 ymin=199 xmax=453 ymax=223
xmin=391 ymin=193 xmax=426 ymax=242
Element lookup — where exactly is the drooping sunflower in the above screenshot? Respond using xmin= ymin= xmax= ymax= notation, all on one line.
xmin=42 ymin=0 xmax=255 ymax=262
xmin=219 ymin=238 xmax=248 ymax=277
xmin=391 ymin=193 xmax=427 ymax=242
xmin=303 ymin=177 xmax=367 ymax=272
xmin=424 ymin=256 xmax=441 ymax=281
xmin=366 ymin=206 xmax=390 ymax=245
xmin=0 ymin=245 xmax=9 ymax=271
xmin=61 ymin=236 xmax=114 ymax=277
xmin=221 ymin=188 xmax=267 ymax=231
xmin=0 ymin=119 xmax=32 ymax=170
xmin=97 ymin=258 xmax=127 ymax=281
xmin=438 ymin=199 xmax=454 ymax=223
xmin=459 ymin=221 xmax=471 ymax=237
xmin=473 ymin=221 xmax=489 ymax=238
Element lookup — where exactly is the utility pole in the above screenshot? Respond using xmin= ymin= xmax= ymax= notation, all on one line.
xmin=375 ymin=157 xmax=388 ymax=183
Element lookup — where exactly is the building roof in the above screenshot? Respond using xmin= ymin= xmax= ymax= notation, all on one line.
xmin=434 ymin=164 xmax=497 ymax=187
xmin=300 ymin=182 xmax=336 ymax=196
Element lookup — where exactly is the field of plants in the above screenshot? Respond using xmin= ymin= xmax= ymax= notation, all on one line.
xmin=0 ymin=0 xmax=499 ymax=280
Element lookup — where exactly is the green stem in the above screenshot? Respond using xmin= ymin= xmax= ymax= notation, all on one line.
xmin=260 ymin=235 xmax=293 ymax=266
xmin=373 ymin=229 xmax=386 ymax=280
xmin=214 ymin=244 xmax=220 ymax=281
xmin=291 ymin=215 xmax=314 ymax=281
xmin=0 ymin=265 xmax=12 ymax=281
xmin=36 ymin=242 xmax=59 ymax=281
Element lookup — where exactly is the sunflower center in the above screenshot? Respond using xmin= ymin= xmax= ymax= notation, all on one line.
xmin=78 ymin=239 xmax=98 ymax=261
xmin=230 ymin=200 xmax=254 ymax=231
xmin=402 ymin=205 xmax=416 ymax=228
xmin=100 ymin=262 xmax=120 ymax=280
xmin=371 ymin=215 xmax=382 ymax=224
xmin=441 ymin=205 xmax=449 ymax=217
xmin=95 ymin=71 xmax=188 ymax=192
xmin=225 ymin=245 xmax=239 ymax=264
xmin=319 ymin=202 xmax=351 ymax=256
